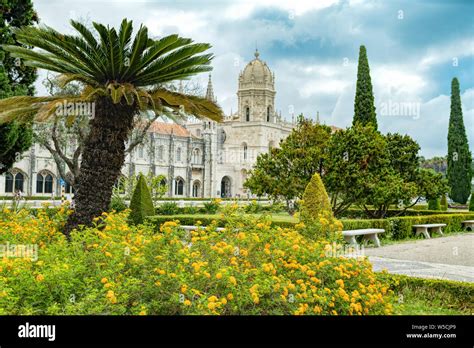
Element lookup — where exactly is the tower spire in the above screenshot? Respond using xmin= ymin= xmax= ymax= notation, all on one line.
xmin=205 ymin=74 xmax=216 ymax=102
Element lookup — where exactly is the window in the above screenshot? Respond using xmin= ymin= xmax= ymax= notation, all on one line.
xmin=138 ymin=145 xmax=144 ymax=159
xmin=157 ymin=145 xmax=164 ymax=161
xmin=192 ymin=181 xmax=200 ymax=197
xmin=245 ymin=107 xmax=250 ymax=122
xmin=192 ymin=148 xmax=201 ymax=164
xmin=44 ymin=174 xmax=53 ymax=194
xmin=36 ymin=174 xmax=44 ymax=193
xmin=196 ymin=129 xmax=201 ymax=137
xmin=36 ymin=173 xmax=54 ymax=194
xmin=176 ymin=147 xmax=182 ymax=162
xmin=65 ymin=181 xmax=75 ymax=194
xmin=243 ymin=143 xmax=248 ymax=161
xmin=5 ymin=173 xmax=13 ymax=193
xmin=174 ymin=178 xmax=184 ymax=196
xmin=14 ymin=172 xmax=24 ymax=192
xmin=267 ymin=106 xmax=271 ymax=122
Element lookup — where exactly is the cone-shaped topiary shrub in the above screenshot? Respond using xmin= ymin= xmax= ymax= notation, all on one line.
xmin=129 ymin=173 xmax=154 ymax=225
xmin=469 ymin=192 xmax=474 ymax=211
xmin=440 ymin=194 xmax=448 ymax=211
xmin=300 ymin=173 xmax=342 ymax=240
xmin=300 ymin=173 xmax=333 ymax=220
xmin=428 ymin=198 xmax=441 ymax=211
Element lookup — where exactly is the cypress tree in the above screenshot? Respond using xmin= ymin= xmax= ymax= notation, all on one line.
xmin=447 ymin=78 xmax=472 ymax=204
xmin=129 ymin=174 xmax=154 ymax=225
xmin=469 ymin=192 xmax=474 ymax=212
xmin=353 ymin=45 xmax=377 ymax=129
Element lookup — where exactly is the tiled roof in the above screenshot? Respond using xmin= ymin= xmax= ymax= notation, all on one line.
xmin=147 ymin=122 xmax=191 ymax=137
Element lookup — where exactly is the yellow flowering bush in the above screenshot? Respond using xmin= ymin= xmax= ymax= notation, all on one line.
xmin=0 ymin=208 xmax=394 ymax=315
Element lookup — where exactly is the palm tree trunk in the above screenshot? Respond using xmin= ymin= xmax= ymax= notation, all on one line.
xmin=64 ymin=97 xmax=136 ymax=236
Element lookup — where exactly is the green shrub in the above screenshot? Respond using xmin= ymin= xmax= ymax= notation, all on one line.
xmin=109 ymin=194 xmax=127 ymax=212
xmin=129 ymin=173 xmax=154 ymax=225
xmin=244 ymin=200 xmax=263 ymax=213
xmin=440 ymin=195 xmax=448 ymax=211
xmin=381 ymin=274 xmax=474 ymax=313
xmin=157 ymin=202 xmax=180 ymax=215
xmin=469 ymin=193 xmax=474 ymax=212
xmin=203 ymin=199 xmax=220 ymax=214
xmin=427 ymin=198 xmax=441 ymax=210
xmin=300 ymin=173 xmax=333 ymax=222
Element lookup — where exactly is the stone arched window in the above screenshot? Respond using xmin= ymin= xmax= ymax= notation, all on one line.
xmin=174 ymin=177 xmax=184 ymax=196
xmin=7 ymin=171 xmax=26 ymax=193
xmin=4 ymin=173 xmax=14 ymax=193
xmin=192 ymin=180 xmax=201 ymax=197
xmin=192 ymin=148 xmax=201 ymax=164
xmin=267 ymin=106 xmax=271 ymax=122
xmin=36 ymin=172 xmax=54 ymax=194
xmin=242 ymin=142 xmax=248 ymax=161
xmin=245 ymin=107 xmax=250 ymax=122
xmin=138 ymin=144 xmax=144 ymax=159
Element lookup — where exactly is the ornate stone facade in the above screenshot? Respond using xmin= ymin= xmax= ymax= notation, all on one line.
xmin=0 ymin=50 xmax=295 ymax=198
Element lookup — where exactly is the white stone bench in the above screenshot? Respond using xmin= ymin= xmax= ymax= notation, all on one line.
xmin=461 ymin=220 xmax=474 ymax=231
xmin=179 ymin=225 xmax=226 ymax=232
xmin=412 ymin=223 xmax=446 ymax=239
xmin=342 ymin=229 xmax=385 ymax=247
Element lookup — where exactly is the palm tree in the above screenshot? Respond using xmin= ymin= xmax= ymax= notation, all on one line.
xmin=0 ymin=19 xmax=223 ymax=236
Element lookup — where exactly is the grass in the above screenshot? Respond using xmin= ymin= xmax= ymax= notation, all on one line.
xmin=393 ymin=289 xmax=468 ymax=315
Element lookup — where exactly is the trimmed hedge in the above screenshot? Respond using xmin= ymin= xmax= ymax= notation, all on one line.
xmin=382 ymin=274 xmax=474 ymax=313
xmin=337 ymin=208 xmax=464 ymax=219
xmin=341 ymin=213 xmax=474 ymax=240
xmin=147 ymin=212 xmax=474 ymax=241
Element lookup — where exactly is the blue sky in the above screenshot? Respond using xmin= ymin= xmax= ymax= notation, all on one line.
xmin=34 ymin=0 xmax=474 ymax=158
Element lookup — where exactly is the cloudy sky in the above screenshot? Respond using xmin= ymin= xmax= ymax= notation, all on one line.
xmin=34 ymin=0 xmax=473 ymax=158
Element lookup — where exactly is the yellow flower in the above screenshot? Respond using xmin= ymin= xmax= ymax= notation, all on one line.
xmin=155 ymin=281 xmax=161 ymax=287
xmin=104 ymin=283 xmax=113 ymax=289
xmin=181 ymin=285 xmax=188 ymax=293
xmin=207 ymin=302 xmax=216 ymax=310
xmin=227 ymin=293 xmax=234 ymax=300
xmin=184 ymin=300 xmax=192 ymax=306
xmin=139 ymin=310 xmax=147 ymax=315
xmin=216 ymin=273 xmax=223 ymax=280
xmin=208 ymin=296 xmax=218 ymax=302
xmin=221 ymin=298 xmax=228 ymax=305
xmin=105 ymin=252 xmax=112 ymax=258
xmin=36 ymin=274 xmax=44 ymax=282
xmin=336 ymin=279 xmax=344 ymax=288
xmin=101 ymin=277 xmax=108 ymax=284
xmin=229 ymin=276 xmax=237 ymax=285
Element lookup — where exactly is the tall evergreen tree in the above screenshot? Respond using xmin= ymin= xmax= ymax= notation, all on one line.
xmin=0 ymin=0 xmax=38 ymax=174
xmin=447 ymin=78 xmax=472 ymax=204
xmin=353 ymin=45 xmax=377 ymax=129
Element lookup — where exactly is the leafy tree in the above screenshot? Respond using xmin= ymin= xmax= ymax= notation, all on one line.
xmin=0 ymin=0 xmax=37 ymax=175
xmin=420 ymin=156 xmax=447 ymax=176
xmin=0 ymin=19 xmax=222 ymax=236
xmin=469 ymin=192 xmax=474 ymax=211
xmin=353 ymin=45 xmax=377 ymax=129
xmin=129 ymin=173 xmax=154 ymax=225
xmin=324 ymin=124 xmax=388 ymax=215
xmin=324 ymin=125 xmax=449 ymax=218
xmin=244 ymin=116 xmax=331 ymax=208
xmin=447 ymin=77 xmax=472 ymax=204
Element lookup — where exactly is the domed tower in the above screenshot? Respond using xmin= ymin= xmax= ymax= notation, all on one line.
xmin=237 ymin=49 xmax=276 ymax=123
